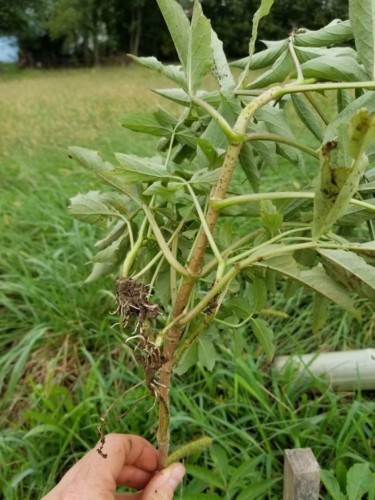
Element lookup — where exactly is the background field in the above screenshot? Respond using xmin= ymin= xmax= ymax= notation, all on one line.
xmin=1 ymin=65 xmax=374 ymax=499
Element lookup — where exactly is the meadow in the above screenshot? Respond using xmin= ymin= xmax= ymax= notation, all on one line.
xmin=0 ymin=65 xmax=374 ymax=499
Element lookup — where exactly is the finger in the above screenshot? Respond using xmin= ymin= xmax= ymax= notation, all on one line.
xmin=142 ymin=463 xmax=185 ymax=500
xmin=46 ymin=434 xmax=159 ymax=497
xmin=116 ymin=465 xmax=153 ymax=489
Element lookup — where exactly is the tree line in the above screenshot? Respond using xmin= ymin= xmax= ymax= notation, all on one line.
xmin=0 ymin=0 xmax=348 ymax=67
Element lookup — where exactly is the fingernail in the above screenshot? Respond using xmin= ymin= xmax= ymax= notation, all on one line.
xmin=167 ymin=464 xmax=185 ymax=489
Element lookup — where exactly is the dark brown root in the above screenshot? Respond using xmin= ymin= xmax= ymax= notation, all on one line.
xmin=115 ymin=278 xmax=161 ymax=328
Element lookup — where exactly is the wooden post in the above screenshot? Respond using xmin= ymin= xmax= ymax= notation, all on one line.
xmin=283 ymin=448 xmax=320 ymax=500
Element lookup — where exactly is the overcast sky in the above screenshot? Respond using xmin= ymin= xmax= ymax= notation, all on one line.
xmin=0 ymin=37 xmax=18 ymax=62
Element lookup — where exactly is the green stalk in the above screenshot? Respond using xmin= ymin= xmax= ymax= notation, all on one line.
xmin=121 ymin=216 xmax=148 ymax=278
xmin=245 ymin=132 xmax=318 ymax=158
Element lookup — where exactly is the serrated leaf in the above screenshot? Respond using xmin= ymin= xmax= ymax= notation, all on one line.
xmin=294 ymin=19 xmax=353 ymax=47
xmin=294 ymin=45 xmax=357 ymax=64
xmin=175 ymin=341 xmax=198 ymax=375
xmin=349 ymin=0 xmax=375 ymax=80
xmin=114 ymin=154 xmax=171 ymax=183
xmin=95 ymin=220 xmax=127 ymax=250
xmin=197 ymin=334 xmax=216 ymax=372
xmin=249 ymin=317 xmax=275 ymax=360
xmin=128 ymin=55 xmax=187 ymax=88
xmin=231 ymin=40 xmax=287 ymax=70
xmin=92 ymin=233 xmax=128 ymax=264
xmin=122 ymin=112 xmax=171 ymax=137
xmin=257 ymin=252 xmax=358 ymax=316
xmin=69 ymin=191 xmax=120 ymax=227
xmin=190 ymin=168 xmax=221 ymax=189
xmin=68 ymin=146 xmax=140 ymax=202
xmin=291 ymin=94 xmax=323 ymax=141
xmin=186 ymin=1 xmax=212 ymax=94
xmin=300 ymin=56 xmax=368 ymax=82
xmin=211 ymin=28 xmax=235 ymax=92
xmin=247 ymin=50 xmax=294 ymax=89
xmin=347 ymin=463 xmax=374 ymax=500
xmin=321 ymin=469 xmax=346 ymax=500
xmin=319 ymin=248 xmax=375 ymax=301
xmin=156 ymin=0 xmax=189 ymax=70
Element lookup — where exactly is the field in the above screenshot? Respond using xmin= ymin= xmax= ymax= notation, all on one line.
xmin=1 ymin=65 xmax=374 ymax=499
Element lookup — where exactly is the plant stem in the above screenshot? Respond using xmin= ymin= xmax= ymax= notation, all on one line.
xmin=236 ymin=81 xmax=375 ymax=97
xmin=245 ymin=132 xmax=318 ymax=158
xmin=156 ymin=85 xmax=283 ymax=469
xmin=288 ymin=35 xmax=304 ymax=83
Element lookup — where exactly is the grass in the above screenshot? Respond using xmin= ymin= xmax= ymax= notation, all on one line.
xmin=1 ymin=65 xmax=374 ymax=499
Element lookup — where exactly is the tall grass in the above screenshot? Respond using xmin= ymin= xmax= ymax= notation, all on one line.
xmin=0 ymin=66 xmax=374 ymax=499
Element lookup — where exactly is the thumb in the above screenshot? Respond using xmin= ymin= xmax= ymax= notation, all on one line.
xmin=142 ymin=463 xmax=185 ymax=500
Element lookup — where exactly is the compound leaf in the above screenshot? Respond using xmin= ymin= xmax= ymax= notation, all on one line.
xmin=349 ymin=0 xmax=375 ymax=80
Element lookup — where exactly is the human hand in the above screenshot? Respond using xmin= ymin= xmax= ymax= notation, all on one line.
xmin=42 ymin=433 xmax=185 ymax=499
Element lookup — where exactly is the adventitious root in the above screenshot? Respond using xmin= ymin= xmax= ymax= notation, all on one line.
xmin=115 ymin=278 xmax=161 ymax=327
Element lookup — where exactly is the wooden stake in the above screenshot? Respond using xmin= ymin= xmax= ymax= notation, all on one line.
xmin=283 ymin=448 xmax=320 ymax=500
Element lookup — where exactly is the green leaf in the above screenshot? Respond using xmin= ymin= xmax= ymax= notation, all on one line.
xmin=321 ymin=469 xmax=346 ymax=500
xmin=237 ymin=0 xmax=275 ymax=87
xmin=128 ymin=55 xmax=187 ymax=88
xmin=324 ymin=92 xmax=375 ymax=144
xmin=114 ymin=154 xmax=171 ymax=183
xmin=319 ymin=248 xmax=375 ymax=301
xmin=256 ymin=106 xmax=305 ymax=171
xmin=313 ymin=110 xmax=375 ymax=238
xmin=349 ymin=0 xmax=375 ymax=80
xmin=247 ymin=50 xmax=294 ymax=89
xmin=260 ymin=200 xmax=283 ymax=237
xmin=239 ymin=143 xmax=260 ymax=192
xmin=347 ymin=463 xmax=374 ymax=500
xmin=300 ymin=56 xmax=369 ymax=82
xmin=236 ymin=478 xmax=280 ymax=500
xmin=122 ymin=112 xmax=171 ymax=137
xmin=190 ymin=168 xmax=221 ymax=190
xmin=197 ymin=334 xmax=216 ymax=372
xmin=228 ymin=457 xmax=263 ymax=490
xmin=210 ymin=444 xmax=229 ymax=483
xmin=231 ymin=40 xmax=287 ymax=70
xmin=291 ymin=94 xmax=323 ymax=141
xmin=69 ymin=191 xmax=122 ymax=227
xmin=175 ymin=341 xmax=198 ymax=375
xmin=257 ymin=252 xmax=358 ymax=316
xmin=294 ymin=45 xmax=357 ymax=64
xmin=249 ymin=277 xmax=268 ymax=312
xmin=185 ymin=465 xmax=225 ymax=490
xmin=210 ymin=28 xmax=235 ymax=92
xmin=186 ymin=1 xmax=212 ymax=93
xmin=95 ymin=220 xmax=127 ymax=250
xmin=92 ymin=233 xmax=128 ymax=264
xmin=248 ymin=0 xmax=275 ymax=64
xmin=312 ymin=294 xmax=330 ymax=333
xmin=294 ymin=19 xmax=353 ymax=47
xmin=248 ymin=120 xmax=278 ymax=170
xmin=249 ymin=317 xmax=275 ymax=360
xmin=337 ymin=89 xmax=353 ymax=113
xmin=156 ymin=0 xmax=189 ymax=70
xmin=85 ymin=261 xmax=117 ymax=282
xmin=68 ymin=146 xmax=140 ymax=201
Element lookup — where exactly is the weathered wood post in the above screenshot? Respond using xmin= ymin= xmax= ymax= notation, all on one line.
xmin=283 ymin=448 xmax=320 ymax=500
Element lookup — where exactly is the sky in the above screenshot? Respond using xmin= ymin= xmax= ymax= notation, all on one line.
xmin=0 ymin=37 xmax=19 ymax=63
